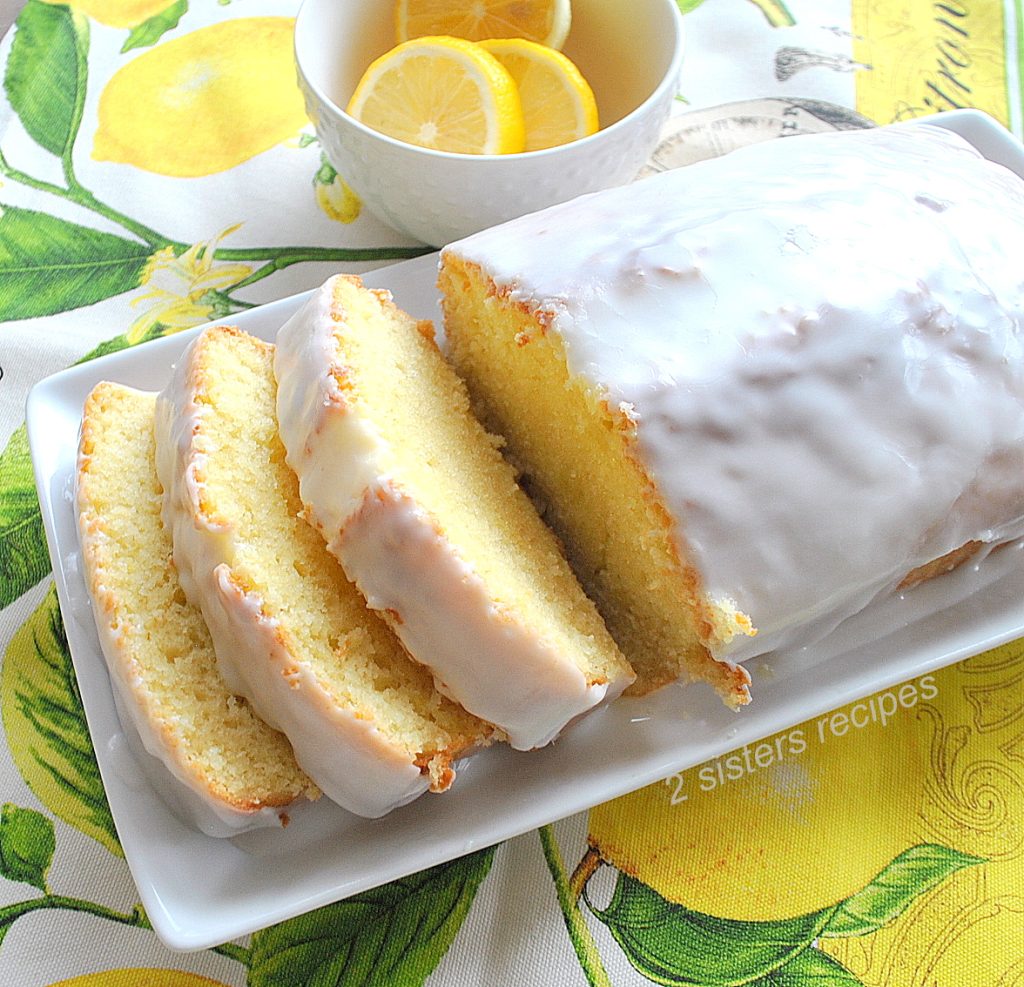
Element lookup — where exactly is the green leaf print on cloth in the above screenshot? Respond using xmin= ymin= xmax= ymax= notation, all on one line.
xmin=0 ymin=207 xmax=151 ymax=321
xmin=749 ymin=0 xmax=795 ymax=27
xmin=586 ymin=871 xmax=833 ymax=985
xmin=750 ymin=948 xmax=864 ymax=985
xmin=248 ymin=847 xmax=496 ymax=987
xmin=0 ymin=1 xmax=427 ymax=329
xmin=121 ymin=0 xmax=188 ymax=53
xmin=0 ymin=803 xmax=56 ymax=892
xmin=4 ymin=1 xmax=86 ymax=158
xmin=1 ymin=585 xmax=121 ymax=857
xmin=676 ymin=0 xmax=795 ymax=26
xmin=822 ymin=844 xmax=986 ymax=937
xmin=582 ymin=844 xmax=984 ymax=986
xmin=0 ymin=425 xmax=49 ymax=609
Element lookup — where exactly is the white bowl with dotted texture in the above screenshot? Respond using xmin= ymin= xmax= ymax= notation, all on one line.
xmin=294 ymin=0 xmax=684 ymax=246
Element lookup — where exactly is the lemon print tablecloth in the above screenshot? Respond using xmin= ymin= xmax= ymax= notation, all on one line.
xmin=1 ymin=0 xmax=1023 ymax=983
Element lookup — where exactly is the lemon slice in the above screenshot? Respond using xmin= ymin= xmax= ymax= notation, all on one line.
xmin=478 ymin=38 xmax=598 ymax=151
xmin=395 ymin=0 xmax=572 ymax=50
xmin=347 ymin=36 xmax=526 ymax=154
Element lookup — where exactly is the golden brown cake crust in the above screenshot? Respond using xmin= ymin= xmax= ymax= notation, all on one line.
xmin=77 ymin=381 xmax=317 ymax=828
xmin=439 ymin=256 xmax=751 ymax=707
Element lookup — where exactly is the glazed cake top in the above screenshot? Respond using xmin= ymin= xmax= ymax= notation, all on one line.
xmin=445 ymin=124 xmax=1024 ymax=661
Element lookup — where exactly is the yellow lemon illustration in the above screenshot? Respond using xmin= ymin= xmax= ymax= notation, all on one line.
xmin=312 ymin=154 xmax=361 ymax=223
xmin=93 ymin=18 xmax=308 ymax=177
xmin=589 ymin=678 xmax=934 ymax=921
xmin=40 ymin=0 xmax=175 ymax=29
xmin=821 ymin=646 xmax=1024 ymax=985
xmin=50 ymin=971 xmax=229 ymax=987
xmin=316 ymin=177 xmax=361 ymax=224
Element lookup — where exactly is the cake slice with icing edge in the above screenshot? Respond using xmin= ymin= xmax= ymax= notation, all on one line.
xmin=76 ymin=381 xmax=319 ymax=836
xmin=155 ymin=324 xmax=493 ymax=817
xmin=274 ymin=275 xmax=634 ymax=750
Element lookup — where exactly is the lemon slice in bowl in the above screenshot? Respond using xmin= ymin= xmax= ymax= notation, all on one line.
xmin=347 ymin=36 xmax=526 ymax=154
xmin=478 ymin=38 xmax=598 ymax=151
xmin=395 ymin=0 xmax=572 ymax=50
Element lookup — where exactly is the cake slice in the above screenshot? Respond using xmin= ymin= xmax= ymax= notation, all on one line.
xmin=437 ymin=123 xmax=1024 ymax=705
xmin=274 ymin=275 xmax=634 ymax=751
xmin=76 ymin=381 xmax=318 ymax=835
xmin=437 ymin=247 xmax=742 ymax=703
xmin=155 ymin=325 xmax=492 ymax=817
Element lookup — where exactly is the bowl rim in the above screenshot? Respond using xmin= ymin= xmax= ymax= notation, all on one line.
xmin=293 ymin=0 xmax=686 ymax=163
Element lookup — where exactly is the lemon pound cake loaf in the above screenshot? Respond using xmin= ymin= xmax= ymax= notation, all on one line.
xmin=155 ymin=325 xmax=492 ymax=817
xmin=274 ymin=275 xmax=633 ymax=750
xmin=439 ymin=123 xmax=1024 ymax=704
xmin=77 ymin=382 xmax=318 ymax=835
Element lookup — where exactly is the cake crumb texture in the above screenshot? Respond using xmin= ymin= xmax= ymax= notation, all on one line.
xmin=274 ymin=275 xmax=634 ymax=749
xmin=326 ymin=276 xmax=632 ymax=693
xmin=77 ymin=381 xmax=318 ymax=816
xmin=172 ymin=326 xmax=491 ymax=798
xmin=438 ymin=260 xmax=747 ymax=704
xmin=440 ymin=124 xmax=1024 ymax=709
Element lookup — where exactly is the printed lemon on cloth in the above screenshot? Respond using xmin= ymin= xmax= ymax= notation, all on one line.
xmin=588 ymin=679 xmax=933 ymax=922
xmin=479 ymin=38 xmax=597 ymax=150
xmin=49 ymin=971 xmax=229 ymax=987
xmin=347 ymin=36 xmax=526 ymax=154
xmin=578 ymin=655 xmax=1024 ymax=984
xmin=41 ymin=0 xmax=177 ymax=29
xmin=93 ymin=17 xmax=308 ymax=177
xmin=396 ymin=0 xmax=571 ymax=49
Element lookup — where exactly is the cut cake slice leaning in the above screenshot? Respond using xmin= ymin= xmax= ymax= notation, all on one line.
xmin=274 ymin=274 xmax=634 ymax=751
xmin=76 ymin=381 xmax=318 ymax=836
xmin=155 ymin=324 xmax=492 ymax=818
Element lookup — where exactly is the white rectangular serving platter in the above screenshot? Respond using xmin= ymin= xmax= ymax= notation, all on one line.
xmin=26 ymin=109 xmax=1024 ymax=950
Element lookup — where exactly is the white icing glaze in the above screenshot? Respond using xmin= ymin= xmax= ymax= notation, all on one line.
xmin=274 ymin=280 xmax=379 ymax=540
xmin=155 ymin=330 xmax=433 ymax=818
xmin=106 ymin=670 xmax=293 ymax=838
xmin=444 ymin=124 xmax=1024 ymax=662
xmin=274 ymin=277 xmax=630 ymax=749
xmin=76 ymin=427 xmax=292 ymax=837
xmin=339 ymin=482 xmax=621 ymax=750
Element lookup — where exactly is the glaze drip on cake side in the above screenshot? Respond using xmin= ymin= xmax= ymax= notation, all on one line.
xmin=77 ymin=382 xmax=317 ymax=836
xmin=274 ymin=276 xmax=633 ymax=749
xmin=155 ymin=326 xmax=487 ymax=817
xmin=445 ymin=125 xmax=1024 ymax=661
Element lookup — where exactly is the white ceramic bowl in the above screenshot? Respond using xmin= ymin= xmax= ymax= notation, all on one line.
xmin=294 ymin=0 xmax=685 ymax=246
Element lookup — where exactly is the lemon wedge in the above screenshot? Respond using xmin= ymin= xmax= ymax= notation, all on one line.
xmin=347 ymin=36 xmax=526 ymax=154
xmin=478 ymin=38 xmax=598 ymax=151
xmin=395 ymin=0 xmax=571 ymax=50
